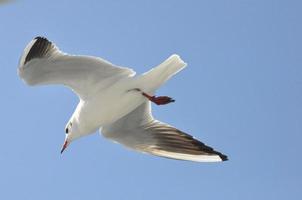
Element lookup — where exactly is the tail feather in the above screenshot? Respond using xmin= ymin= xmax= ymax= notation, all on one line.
xmin=141 ymin=54 xmax=187 ymax=92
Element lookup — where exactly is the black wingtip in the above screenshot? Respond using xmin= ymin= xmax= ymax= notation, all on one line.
xmin=24 ymin=36 xmax=53 ymax=65
xmin=35 ymin=36 xmax=43 ymax=39
xmin=34 ymin=36 xmax=48 ymax=41
xmin=220 ymin=154 xmax=228 ymax=161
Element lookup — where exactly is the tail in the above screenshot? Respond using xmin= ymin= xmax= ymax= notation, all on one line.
xmin=141 ymin=54 xmax=187 ymax=92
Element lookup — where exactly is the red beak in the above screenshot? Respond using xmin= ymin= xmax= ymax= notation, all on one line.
xmin=60 ymin=140 xmax=68 ymax=154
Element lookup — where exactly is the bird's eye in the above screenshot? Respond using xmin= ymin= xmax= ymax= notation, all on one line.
xmin=65 ymin=122 xmax=72 ymax=134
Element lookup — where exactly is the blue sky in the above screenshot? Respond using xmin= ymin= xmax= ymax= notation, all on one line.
xmin=1 ymin=0 xmax=301 ymax=199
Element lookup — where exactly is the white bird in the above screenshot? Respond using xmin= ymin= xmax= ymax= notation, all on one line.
xmin=18 ymin=37 xmax=228 ymax=162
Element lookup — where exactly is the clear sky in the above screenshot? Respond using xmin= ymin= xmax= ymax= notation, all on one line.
xmin=1 ymin=0 xmax=301 ymax=199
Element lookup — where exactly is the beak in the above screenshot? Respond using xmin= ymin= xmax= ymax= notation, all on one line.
xmin=60 ymin=140 xmax=69 ymax=154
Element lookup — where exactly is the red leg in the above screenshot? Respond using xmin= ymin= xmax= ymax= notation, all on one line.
xmin=142 ymin=92 xmax=175 ymax=105
xmin=128 ymin=88 xmax=175 ymax=105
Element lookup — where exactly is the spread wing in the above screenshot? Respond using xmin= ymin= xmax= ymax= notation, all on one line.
xmin=101 ymin=102 xmax=228 ymax=162
xmin=18 ymin=37 xmax=135 ymax=99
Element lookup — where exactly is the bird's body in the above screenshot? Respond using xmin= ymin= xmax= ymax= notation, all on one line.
xmin=70 ymin=76 xmax=151 ymax=138
xmin=70 ymin=77 xmax=140 ymax=137
xmin=18 ymin=37 xmax=228 ymax=162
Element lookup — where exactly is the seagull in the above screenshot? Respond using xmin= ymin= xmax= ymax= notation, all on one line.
xmin=18 ymin=37 xmax=228 ymax=162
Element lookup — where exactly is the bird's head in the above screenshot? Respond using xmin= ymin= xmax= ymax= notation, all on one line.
xmin=60 ymin=120 xmax=81 ymax=154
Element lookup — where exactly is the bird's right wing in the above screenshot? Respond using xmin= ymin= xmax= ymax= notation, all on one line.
xmin=18 ymin=37 xmax=135 ymax=100
xmin=101 ymin=102 xmax=228 ymax=162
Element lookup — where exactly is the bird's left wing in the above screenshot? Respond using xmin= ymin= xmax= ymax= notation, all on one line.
xmin=101 ymin=102 xmax=228 ymax=162
xmin=18 ymin=37 xmax=135 ymax=99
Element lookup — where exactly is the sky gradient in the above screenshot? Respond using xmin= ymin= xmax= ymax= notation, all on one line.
xmin=1 ymin=0 xmax=301 ymax=199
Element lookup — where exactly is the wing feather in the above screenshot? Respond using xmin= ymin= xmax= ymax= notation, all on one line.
xmin=101 ymin=102 xmax=228 ymax=162
xmin=18 ymin=37 xmax=135 ymax=99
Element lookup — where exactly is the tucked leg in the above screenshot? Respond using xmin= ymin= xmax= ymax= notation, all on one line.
xmin=129 ymin=88 xmax=175 ymax=105
xmin=142 ymin=92 xmax=175 ymax=105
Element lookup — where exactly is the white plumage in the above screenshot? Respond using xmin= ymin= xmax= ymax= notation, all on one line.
xmin=18 ymin=37 xmax=228 ymax=162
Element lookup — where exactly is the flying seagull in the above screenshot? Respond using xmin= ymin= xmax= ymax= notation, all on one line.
xmin=18 ymin=37 xmax=228 ymax=162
